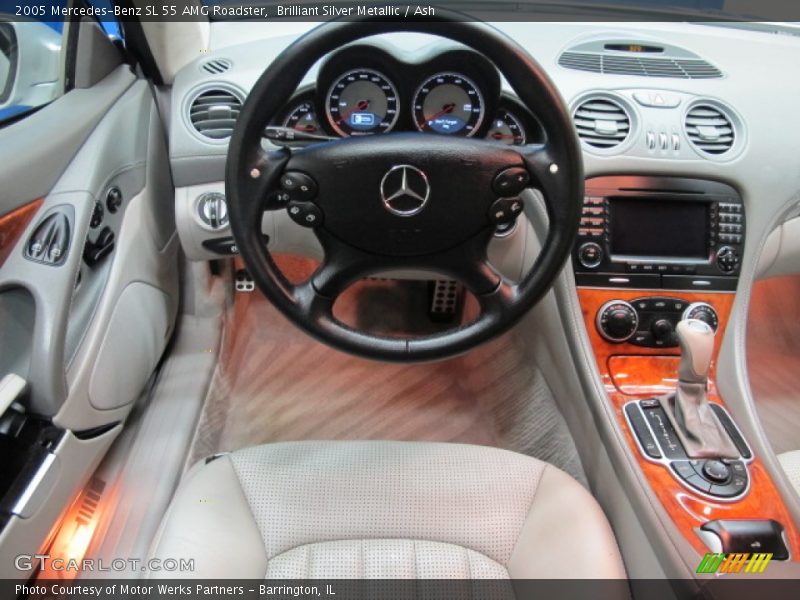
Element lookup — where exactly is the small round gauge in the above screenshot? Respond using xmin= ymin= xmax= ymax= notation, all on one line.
xmin=486 ymin=108 xmax=527 ymax=145
xmin=413 ymin=72 xmax=485 ymax=137
xmin=282 ymin=101 xmax=322 ymax=134
xmin=325 ymin=69 xmax=399 ymax=136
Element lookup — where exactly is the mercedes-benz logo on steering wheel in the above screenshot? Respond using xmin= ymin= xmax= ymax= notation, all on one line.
xmin=380 ymin=165 xmax=430 ymax=217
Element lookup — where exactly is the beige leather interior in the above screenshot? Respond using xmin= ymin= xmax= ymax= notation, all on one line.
xmin=149 ymin=441 xmax=626 ymax=579
xmin=779 ymin=451 xmax=800 ymax=497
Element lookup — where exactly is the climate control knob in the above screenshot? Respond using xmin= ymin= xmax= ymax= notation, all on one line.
xmin=682 ymin=302 xmax=719 ymax=331
xmin=597 ymin=300 xmax=639 ymax=343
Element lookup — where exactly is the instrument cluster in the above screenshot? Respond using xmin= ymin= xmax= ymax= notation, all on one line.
xmin=271 ymin=45 xmax=544 ymax=146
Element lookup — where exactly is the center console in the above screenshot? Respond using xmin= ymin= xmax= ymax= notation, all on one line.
xmin=575 ymin=176 xmax=798 ymax=562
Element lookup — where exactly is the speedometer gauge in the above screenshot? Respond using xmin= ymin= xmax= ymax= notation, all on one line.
xmin=486 ymin=109 xmax=527 ymax=145
xmin=413 ymin=72 xmax=484 ymax=136
xmin=325 ymin=69 xmax=399 ymax=136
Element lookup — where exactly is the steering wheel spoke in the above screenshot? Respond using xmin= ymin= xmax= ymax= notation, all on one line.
xmin=518 ymin=141 xmax=582 ymax=232
xmin=248 ymin=147 xmax=294 ymax=212
xmin=310 ymin=233 xmax=378 ymax=298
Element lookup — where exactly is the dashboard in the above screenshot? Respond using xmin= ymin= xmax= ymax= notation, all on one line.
xmin=270 ymin=45 xmax=544 ymax=145
xmin=169 ymin=22 xmax=800 ymax=280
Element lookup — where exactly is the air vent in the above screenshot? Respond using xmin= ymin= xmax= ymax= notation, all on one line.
xmin=559 ymin=51 xmax=722 ymax=79
xmin=188 ymin=88 xmax=243 ymax=140
xmin=200 ymin=58 xmax=232 ymax=75
xmin=684 ymin=104 xmax=735 ymax=155
xmin=573 ymin=96 xmax=631 ymax=150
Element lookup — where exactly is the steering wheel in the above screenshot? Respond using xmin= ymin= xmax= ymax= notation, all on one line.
xmin=226 ymin=16 xmax=584 ymax=362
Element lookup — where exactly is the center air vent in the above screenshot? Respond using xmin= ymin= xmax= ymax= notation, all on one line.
xmin=200 ymin=58 xmax=232 ymax=75
xmin=684 ymin=104 xmax=735 ymax=155
xmin=573 ymin=96 xmax=631 ymax=150
xmin=188 ymin=87 xmax=243 ymax=141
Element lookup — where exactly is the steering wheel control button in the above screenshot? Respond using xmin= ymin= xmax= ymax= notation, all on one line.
xmin=287 ymin=201 xmax=323 ymax=228
xmin=577 ymin=242 xmax=603 ymax=269
xmin=492 ymin=167 xmax=530 ymax=196
xmin=702 ymin=460 xmax=731 ymax=483
xmin=489 ymin=197 xmax=524 ymax=225
xmin=268 ymin=190 xmax=292 ymax=206
xmin=596 ymin=300 xmax=638 ymax=343
xmin=280 ymin=171 xmax=318 ymax=201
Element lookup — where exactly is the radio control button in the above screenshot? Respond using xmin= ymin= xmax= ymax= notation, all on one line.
xmin=577 ymin=242 xmax=603 ymax=269
xmin=716 ymin=245 xmax=740 ymax=272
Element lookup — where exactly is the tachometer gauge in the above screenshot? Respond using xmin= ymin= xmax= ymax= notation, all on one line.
xmin=486 ymin=109 xmax=527 ymax=145
xmin=283 ymin=101 xmax=322 ymax=134
xmin=325 ymin=69 xmax=399 ymax=136
xmin=413 ymin=72 xmax=484 ymax=136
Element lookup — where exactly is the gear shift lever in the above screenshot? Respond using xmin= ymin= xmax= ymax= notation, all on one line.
xmin=677 ymin=319 xmax=714 ymax=384
xmin=662 ymin=319 xmax=739 ymax=458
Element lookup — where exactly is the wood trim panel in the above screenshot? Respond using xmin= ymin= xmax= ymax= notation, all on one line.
xmin=0 ymin=199 xmax=42 ymax=268
xmin=578 ymin=287 xmax=800 ymax=558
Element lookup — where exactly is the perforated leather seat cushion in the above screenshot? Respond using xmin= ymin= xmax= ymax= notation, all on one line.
xmin=150 ymin=441 xmax=626 ymax=579
xmin=779 ymin=450 xmax=800 ymax=496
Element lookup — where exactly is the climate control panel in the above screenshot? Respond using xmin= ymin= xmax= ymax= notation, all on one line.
xmin=596 ymin=297 xmax=718 ymax=347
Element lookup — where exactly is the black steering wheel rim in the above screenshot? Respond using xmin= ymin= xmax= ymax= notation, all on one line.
xmin=225 ymin=15 xmax=584 ymax=362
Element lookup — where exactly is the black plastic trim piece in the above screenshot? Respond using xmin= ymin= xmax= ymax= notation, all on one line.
xmin=115 ymin=0 xmax=164 ymax=85
xmin=710 ymin=403 xmax=753 ymax=459
xmin=701 ymin=519 xmax=789 ymax=560
xmin=73 ymin=422 xmax=120 ymax=440
xmin=624 ymin=402 xmax=662 ymax=458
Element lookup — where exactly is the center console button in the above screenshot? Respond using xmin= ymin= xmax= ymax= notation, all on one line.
xmin=651 ymin=318 xmax=675 ymax=342
xmin=672 ymin=461 xmax=696 ymax=480
xmin=686 ymin=474 xmax=713 ymax=493
xmin=702 ymin=460 xmax=731 ymax=483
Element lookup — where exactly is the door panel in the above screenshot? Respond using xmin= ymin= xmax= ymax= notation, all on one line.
xmin=0 ymin=17 xmax=178 ymax=575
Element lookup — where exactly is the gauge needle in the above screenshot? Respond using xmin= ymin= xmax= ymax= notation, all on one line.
xmin=490 ymin=133 xmax=517 ymax=140
xmin=295 ymin=124 xmax=318 ymax=132
xmin=422 ymin=103 xmax=456 ymax=127
xmin=336 ymin=99 xmax=371 ymax=125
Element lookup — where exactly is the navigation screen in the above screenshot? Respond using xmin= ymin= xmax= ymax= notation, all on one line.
xmin=609 ymin=198 xmax=709 ymax=259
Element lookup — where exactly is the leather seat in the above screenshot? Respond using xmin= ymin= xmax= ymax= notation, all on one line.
xmin=150 ymin=441 xmax=626 ymax=579
xmin=779 ymin=450 xmax=800 ymax=496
